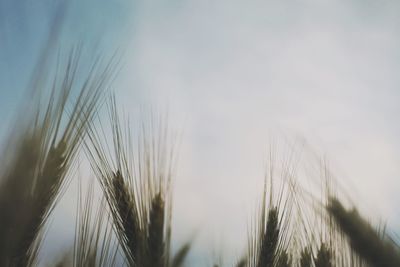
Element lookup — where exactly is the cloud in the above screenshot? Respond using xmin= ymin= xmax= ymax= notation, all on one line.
xmin=2 ymin=0 xmax=400 ymax=265
xmin=116 ymin=0 xmax=400 ymax=264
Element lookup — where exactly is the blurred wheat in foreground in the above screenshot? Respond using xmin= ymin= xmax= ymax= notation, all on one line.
xmin=0 ymin=48 xmax=399 ymax=267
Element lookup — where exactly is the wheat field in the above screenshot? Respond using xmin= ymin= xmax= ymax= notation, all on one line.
xmin=1 ymin=1 xmax=400 ymax=266
xmin=0 ymin=47 xmax=399 ymax=267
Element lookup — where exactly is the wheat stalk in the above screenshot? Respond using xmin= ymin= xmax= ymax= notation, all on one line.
xmin=73 ymin=179 xmax=119 ymax=267
xmin=314 ymin=243 xmax=332 ymax=267
xmin=85 ymin=97 xmax=189 ymax=267
xmin=327 ymin=198 xmax=400 ymax=267
xmin=170 ymin=242 xmax=191 ymax=267
xmin=0 ymin=47 xmax=117 ymax=266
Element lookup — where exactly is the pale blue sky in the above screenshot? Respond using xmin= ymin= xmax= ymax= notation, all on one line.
xmin=0 ymin=0 xmax=131 ymax=133
xmin=1 ymin=0 xmax=400 ymax=265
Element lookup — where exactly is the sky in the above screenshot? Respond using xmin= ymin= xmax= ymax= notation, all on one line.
xmin=1 ymin=0 xmax=400 ymax=265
